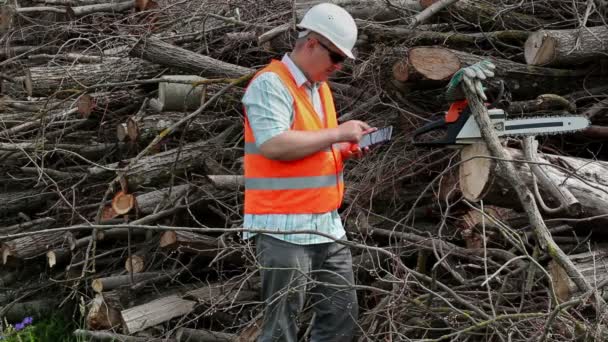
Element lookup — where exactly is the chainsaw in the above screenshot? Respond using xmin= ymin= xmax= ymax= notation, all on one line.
xmin=412 ymin=99 xmax=590 ymax=147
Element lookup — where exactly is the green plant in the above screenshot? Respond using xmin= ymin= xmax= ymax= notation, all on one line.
xmin=0 ymin=315 xmax=86 ymax=342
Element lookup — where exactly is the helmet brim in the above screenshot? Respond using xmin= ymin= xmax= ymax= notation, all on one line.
xmin=296 ymin=24 xmax=355 ymax=60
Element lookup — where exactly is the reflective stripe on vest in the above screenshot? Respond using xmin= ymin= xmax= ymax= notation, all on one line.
xmin=243 ymin=60 xmax=344 ymax=214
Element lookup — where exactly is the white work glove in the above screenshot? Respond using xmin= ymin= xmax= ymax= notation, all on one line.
xmin=445 ymin=60 xmax=496 ymax=101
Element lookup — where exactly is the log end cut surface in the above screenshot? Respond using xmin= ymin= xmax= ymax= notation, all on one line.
xmin=459 ymin=142 xmax=494 ymax=202
xmin=525 ymin=31 xmax=555 ymax=66
xmin=410 ymin=47 xmax=461 ymax=81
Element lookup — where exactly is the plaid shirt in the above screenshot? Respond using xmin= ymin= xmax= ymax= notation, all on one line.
xmin=241 ymin=54 xmax=345 ymax=245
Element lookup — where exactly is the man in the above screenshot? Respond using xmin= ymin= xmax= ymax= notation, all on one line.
xmin=241 ymin=3 xmax=371 ymax=341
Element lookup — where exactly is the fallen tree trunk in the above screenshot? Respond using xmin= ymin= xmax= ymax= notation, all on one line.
xmin=0 ymin=217 xmax=55 ymax=235
xmin=11 ymin=59 xmax=163 ymax=97
xmin=294 ymin=0 xmax=424 ymax=21
xmin=87 ymin=139 xmax=232 ymax=188
xmin=390 ymin=46 xmax=602 ymax=99
xmin=77 ymin=90 xmax=145 ymax=118
xmin=175 ymin=327 xmax=236 ymax=342
xmin=92 ymin=272 xmax=166 ymax=293
xmin=74 ymin=329 xmax=176 ymax=342
xmin=159 ymin=231 xmax=219 ymax=255
xmin=122 ymin=113 xmax=232 ymax=143
xmin=458 ymin=145 xmax=608 ymax=220
xmin=525 ymin=26 xmax=608 ymax=66
xmin=549 ymin=245 xmax=608 ymax=301
xmin=128 ymin=36 xmax=252 ymax=78
xmin=1 ymin=232 xmax=73 ymax=264
xmin=86 ymin=293 xmax=122 ymax=330
xmin=437 ymin=0 xmax=545 ymax=30
xmin=360 ymin=23 xmax=530 ymax=48
xmin=0 ymin=190 xmax=55 ymax=218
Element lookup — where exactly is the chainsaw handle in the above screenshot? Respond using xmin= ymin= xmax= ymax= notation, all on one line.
xmin=411 ymin=119 xmax=458 ymax=146
xmin=412 ymin=107 xmax=472 ymax=147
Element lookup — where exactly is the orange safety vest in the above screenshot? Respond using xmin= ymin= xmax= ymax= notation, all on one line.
xmin=243 ymin=60 xmax=344 ymax=214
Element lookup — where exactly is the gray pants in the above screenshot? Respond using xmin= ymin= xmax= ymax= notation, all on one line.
xmin=256 ymin=234 xmax=358 ymax=342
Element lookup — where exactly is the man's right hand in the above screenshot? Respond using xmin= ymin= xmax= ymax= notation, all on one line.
xmin=336 ymin=120 xmax=372 ymax=142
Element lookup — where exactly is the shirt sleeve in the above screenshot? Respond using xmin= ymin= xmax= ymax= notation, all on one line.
xmin=242 ymin=72 xmax=294 ymax=147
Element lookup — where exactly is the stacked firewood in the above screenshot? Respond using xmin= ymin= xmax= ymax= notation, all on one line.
xmin=1 ymin=0 xmax=608 ymax=340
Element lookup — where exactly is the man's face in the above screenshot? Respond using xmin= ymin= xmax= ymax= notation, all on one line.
xmin=306 ymin=37 xmax=346 ymax=82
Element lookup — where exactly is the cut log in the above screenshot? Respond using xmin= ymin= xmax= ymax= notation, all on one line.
xmin=459 ymin=146 xmax=608 ymax=221
xmin=360 ymin=23 xmax=530 ymax=48
xmin=295 ymin=0 xmax=424 ymax=21
xmin=74 ymin=329 xmax=175 ymax=342
xmin=125 ymin=254 xmax=145 ymax=273
xmin=525 ymin=26 xmax=608 ymax=66
xmin=393 ymin=47 xmax=461 ymax=82
xmin=124 ymin=113 xmax=232 ymax=143
xmin=507 ymin=94 xmax=576 ymax=115
xmin=10 ymin=59 xmax=163 ymax=97
xmin=390 ymin=46 xmax=602 ymax=98
xmin=0 ymin=217 xmax=55 ymax=235
xmin=158 ymin=75 xmax=206 ymax=111
xmin=112 ymin=191 xmax=135 ymax=215
xmin=549 ymin=245 xmax=608 ymax=301
xmin=87 ymin=140 xmax=218 ymax=188
xmin=425 ymin=0 xmax=544 ymax=30
xmin=159 ymin=231 xmax=218 ymax=255
xmin=184 ymin=278 xmax=259 ymax=305
xmin=1 ymin=232 xmax=73 ymax=264
xmin=136 ymin=184 xmax=193 ymax=215
xmin=457 ymin=206 xmax=528 ymax=249
xmin=77 ymin=90 xmax=144 ymax=118
xmin=128 ymin=37 xmax=252 ymax=78
xmin=69 ymin=0 xmax=133 ymax=16
xmin=92 ymin=272 xmax=165 ymax=293
xmin=120 ymin=294 xmax=196 ymax=334
xmin=96 ymin=228 xmax=148 ymax=241
xmin=0 ymin=190 xmax=55 ymax=217
xmin=86 ymin=293 xmax=122 ymax=330
xmin=176 ymin=327 xmax=236 ymax=342
xmin=459 ymin=142 xmax=494 ymax=202
xmin=88 ymin=134 xmax=239 ymax=188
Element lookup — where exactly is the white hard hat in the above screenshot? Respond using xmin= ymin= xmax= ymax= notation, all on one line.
xmin=297 ymin=3 xmax=358 ymax=59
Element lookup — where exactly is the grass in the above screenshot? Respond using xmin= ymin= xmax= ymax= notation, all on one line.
xmin=0 ymin=315 xmax=85 ymax=342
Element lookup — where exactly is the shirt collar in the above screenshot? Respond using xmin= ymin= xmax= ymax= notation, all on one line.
xmin=281 ymin=54 xmax=320 ymax=89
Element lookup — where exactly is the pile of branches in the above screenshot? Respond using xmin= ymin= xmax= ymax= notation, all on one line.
xmin=1 ymin=0 xmax=608 ymax=340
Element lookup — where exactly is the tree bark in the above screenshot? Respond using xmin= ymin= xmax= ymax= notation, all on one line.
xmin=525 ymin=26 xmax=608 ymax=66
xmin=124 ymin=113 xmax=232 ymax=144
xmin=86 ymin=293 xmax=122 ymax=330
xmin=11 ymin=59 xmax=163 ymax=97
xmin=1 ymin=232 xmax=73 ymax=264
xmin=549 ymin=245 xmax=608 ymax=302
xmin=0 ymin=189 xmax=55 ymax=217
xmin=87 ymin=139 xmax=233 ymax=188
xmin=159 ymin=231 xmax=219 ymax=255
xmin=176 ymin=328 xmax=236 ymax=342
xmin=0 ymin=217 xmax=55 ymax=235
xmin=295 ymin=0 xmax=424 ymax=21
xmin=426 ymin=0 xmax=545 ymax=30
xmin=120 ymin=294 xmax=196 ymax=334
xmin=74 ymin=329 xmax=176 ymax=342
xmin=390 ymin=46 xmax=602 ymax=99
xmin=461 ymin=146 xmax=608 ymax=221
xmin=92 ymin=272 xmax=166 ymax=293
xmin=128 ymin=37 xmax=252 ymax=78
